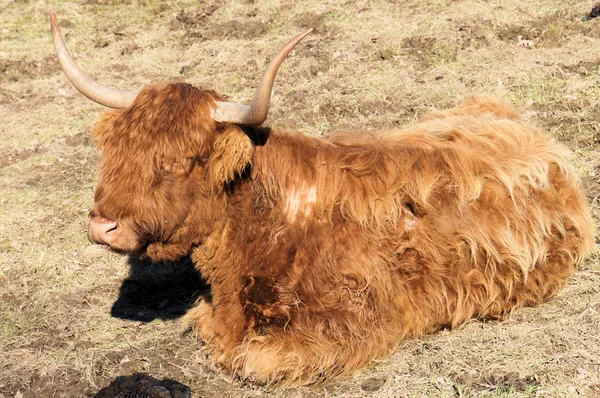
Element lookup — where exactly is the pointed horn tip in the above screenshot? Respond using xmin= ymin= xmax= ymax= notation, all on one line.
xmin=49 ymin=7 xmax=58 ymax=31
xmin=295 ymin=28 xmax=313 ymax=42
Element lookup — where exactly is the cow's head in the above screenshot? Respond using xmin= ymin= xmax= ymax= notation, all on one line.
xmin=50 ymin=9 xmax=310 ymax=258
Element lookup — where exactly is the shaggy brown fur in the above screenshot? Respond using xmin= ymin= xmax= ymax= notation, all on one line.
xmin=89 ymin=84 xmax=594 ymax=385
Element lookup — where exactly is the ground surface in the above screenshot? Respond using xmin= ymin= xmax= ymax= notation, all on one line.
xmin=1 ymin=0 xmax=599 ymax=397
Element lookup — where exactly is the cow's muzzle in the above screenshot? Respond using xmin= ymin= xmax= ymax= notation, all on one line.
xmin=88 ymin=216 xmax=119 ymax=246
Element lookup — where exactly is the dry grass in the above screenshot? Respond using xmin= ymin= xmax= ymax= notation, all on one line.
xmin=1 ymin=0 xmax=599 ymax=397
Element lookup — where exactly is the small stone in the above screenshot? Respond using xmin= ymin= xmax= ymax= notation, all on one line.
xmin=360 ymin=377 xmax=386 ymax=392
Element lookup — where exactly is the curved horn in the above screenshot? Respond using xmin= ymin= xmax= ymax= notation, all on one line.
xmin=214 ymin=29 xmax=313 ymax=126
xmin=50 ymin=7 xmax=138 ymax=109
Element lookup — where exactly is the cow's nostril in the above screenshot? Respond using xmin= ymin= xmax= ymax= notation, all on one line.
xmin=89 ymin=217 xmax=120 ymax=245
xmin=106 ymin=223 xmax=118 ymax=234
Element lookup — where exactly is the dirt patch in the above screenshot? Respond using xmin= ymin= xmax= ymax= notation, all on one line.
xmin=480 ymin=372 xmax=538 ymax=393
xmin=401 ymin=36 xmax=457 ymax=69
xmin=23 ymin=150 xmax=97 ymax=190
xmin=559 ymin=59 xmax=600 ymax=76
xmin=172 ymin=2 xmax=278 ymax=43
xmin=291 ymin=37 xmax=333 ymax=76
xmin=28 ymin=370 xmax=96 ymax=398
xmin=64 ymin=130 xmax=94 ymax=148
xmin=457 ymin=23 xmax=491 ymax=49
xmin=293 ymin=12 xmax=330 ymax=35
xmin=84 ymin=0 xmax=170 ymax=11
xmin=0 ymin=57 xmax=56 ymax=82
xmin=497 ymin=13 xmax=600 ymax=48
xmin=534 ymin=104 xmax=600 ymax=147
xmin=207 ymin=20 xmax=271 ymax=40
xmin=583 ymin=167 xmax=600 ymax=203
xmin=55 ymin=287 xmax=108 ymax=311
xmin=90 ymin=21 xmax=133 ymax=48
xmin=317 ymin=96 xmax=357 ymax=121
xmin=0 ymin=145 xmax=45 ymax=169
xmin=453 ymin=370 xmax=538 ymax=395
xmin=171 ymin=2 xmax=222 ymax=40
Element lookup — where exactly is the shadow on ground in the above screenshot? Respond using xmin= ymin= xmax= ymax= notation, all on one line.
xmin=111 ymin=255 xmax=208 ymax=322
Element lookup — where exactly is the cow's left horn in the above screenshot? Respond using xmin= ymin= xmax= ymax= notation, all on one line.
xmin=213 ymin=29 xmax=313 ymax=126
xmin=50 ymin=7 xmax=138 ymax=109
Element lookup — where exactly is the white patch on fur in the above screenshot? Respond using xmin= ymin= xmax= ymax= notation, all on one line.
xmin=404 ymin=217 xmax=417 ymax=230
xmin=403 ymin=212 xmax=418 ymax=232
xmin=284 ymin=182 xmax=317 ymax=223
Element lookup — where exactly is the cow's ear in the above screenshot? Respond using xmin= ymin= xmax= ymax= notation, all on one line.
xmin=209 ymin=125 xmax=254 ymax=188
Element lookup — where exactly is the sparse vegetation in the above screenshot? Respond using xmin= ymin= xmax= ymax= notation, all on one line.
xmin=1 ymin=0 xmax=599 ymax=397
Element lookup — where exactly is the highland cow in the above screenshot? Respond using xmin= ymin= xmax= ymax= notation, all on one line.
xmin=51 ymin=10 xmax=595 ymax=385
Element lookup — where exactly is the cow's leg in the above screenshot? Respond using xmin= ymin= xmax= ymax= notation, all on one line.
xmin=221 ymin=315 xmax=390 ymax=386
xmin=182 ymin=296 xmax=216 ymax=343
xmin=191 ymin=275 xmax=337 ymax=384
xmin=235 ymin=331 xmax=337 ymax=385
xmin=215 ymin=275 xmax=388 ymax=384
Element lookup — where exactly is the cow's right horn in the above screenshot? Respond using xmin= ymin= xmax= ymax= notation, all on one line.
xmin=213 ymin=29 xmax=312 ymax=126
xmin=50 ymin=7 xmax=138 ymax=109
